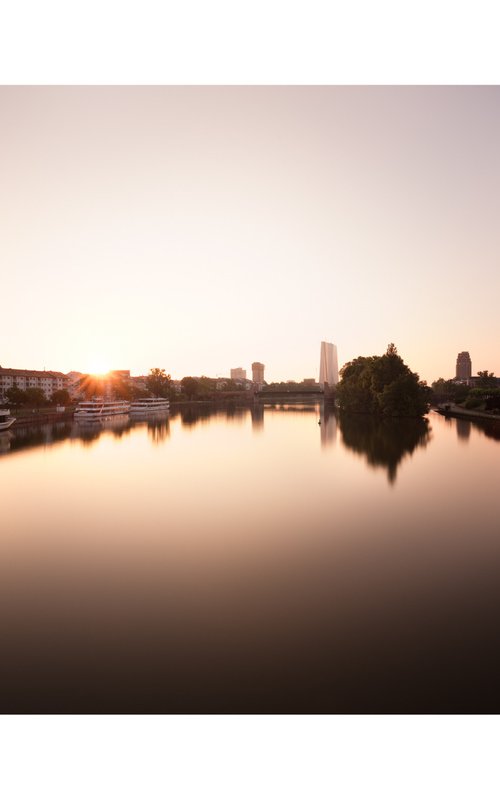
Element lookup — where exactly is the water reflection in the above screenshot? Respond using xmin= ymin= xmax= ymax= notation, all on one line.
xmin=147 ymin=417 xmax=170 ymax=444
xmin=481 ymin=419 xmax=500 ymax=442
xmin=4 ymin=407 xmax=500 ymax=466
xmin=177 ymin=405 xmax=213 ymax=428
xmin=5 ymin=421 xmax=74 ymax=454
xmin=456 ymin=418 xmax=471 ymax=442
xmin=338 ymin=413 xmax=431 ymax=484
xmin=319 ymin=404 xmax=337 ymax=448
xmin=4 ymin=417 xmax=135 ymax=455
xmin=0 ymin=432 xmax=13 ymax=454
xmin=436 ymin=411 xmax=500 ymax=444
xmin=130 ymin=413 xmax=171 ymax=444
xmin=2 ymin=404 xmax=500 ymax=713
xmin=250 ymin=404 xmax=264 ymax=432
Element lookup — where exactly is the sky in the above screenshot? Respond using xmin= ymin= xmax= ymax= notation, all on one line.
xmin=1 ymin=86 xmax=499 ymax=384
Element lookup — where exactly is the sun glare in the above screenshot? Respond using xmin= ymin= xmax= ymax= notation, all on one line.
xmin=88 ymin=360 xmax=110 ymax=377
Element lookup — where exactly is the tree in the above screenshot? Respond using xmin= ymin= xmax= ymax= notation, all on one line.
xmin=431 ymin=378 xmax=468 ymax=404
xmin=112 ymin=380 xmax=132 ymax=400
xmin=50 ymin=389 xmax=71 ymax=405
xmin=24 ymin=388 xmax=47 ymax=407
xmin=181 ymin=376 xmax=199 ymax=399
xmin=336 ymin=344 xmax=429 ymax=417
xmin=146 ymin=368 xmax=171 ymax=398
xmin=476 ymin=370 xmax=496 ymax=389
xmin=5 ymin=385 xmax=27 ymax=406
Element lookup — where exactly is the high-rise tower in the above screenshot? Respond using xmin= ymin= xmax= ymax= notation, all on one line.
xmin=252 ymin=362 xmax=265 ymax=386
xmin=456 ymin=351 xmax=472 ymax=381
xmin=230 ymin=368 xmax=246 ymax=381
xmin=319 ymin=342 xmax=339 ymax=388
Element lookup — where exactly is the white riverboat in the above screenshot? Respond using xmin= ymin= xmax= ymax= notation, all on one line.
xmin=0 ymin=408 xmax=16 ymax=431
xmin=74 ymin=399 xmax=130 ymax=420
xmin=130 ymin=397 xmax=170 ymax=414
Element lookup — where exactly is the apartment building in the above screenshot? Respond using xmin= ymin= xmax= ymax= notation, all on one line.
xmin=0 ymin=367 xmax=67 ymax=400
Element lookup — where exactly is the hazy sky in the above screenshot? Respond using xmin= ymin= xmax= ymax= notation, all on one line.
xmin=1 ymin=86 xmax=499 ymax=383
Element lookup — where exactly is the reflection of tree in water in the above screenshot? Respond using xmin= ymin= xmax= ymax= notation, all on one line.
xmin=338 ymin=413 xmax=431 ymax=484
xmin=178 ymin=405 xmax=228 ymax=428
xmin=110 ymin=423 xmax=133 ymax=439
xmin=75 ymin=418 xmax=132 ymax=445
xmin=180 ymin=406 xmax=210 ymax=427
xmin=456 ymin=418 xmax=471 ymax=441
xmin=448 ymin=415 xmax=500 ymax=444
xmin=6 ymin=422 xmax=74 ymax=454
xmin=74 ymin=423 xmax=102 ymax=447
xmin=484 ymin=422 xmax=500 ymax=442
xmin=473 ymin=419 xmax=500 ymax=442
xmin=148 ymin=418 xmax=171 ymax=444
xmin=225 ymin=405 xmax=246 ymax=424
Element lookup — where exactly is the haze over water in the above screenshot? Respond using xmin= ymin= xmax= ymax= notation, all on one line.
xmin=1 ymin=405 xmax=500 ymax=712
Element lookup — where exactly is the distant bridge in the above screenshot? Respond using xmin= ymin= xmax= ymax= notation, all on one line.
xmin=256 ymin=386 xmax=336 ymax=401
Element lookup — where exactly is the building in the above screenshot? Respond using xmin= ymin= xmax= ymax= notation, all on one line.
xmin=0 ymin=367 xmax=67 ymax=401
xmin=456 ymin=351 xmax=472 ymax=381
xmin=66 ymin=371 xmax=84 ymax=399
xmin=230 ymin=368 xmax=246 ymax=381
xmin=319 ymin=341 xmax=339 ymax=388
xmin=252 ymin=362 xmax=265 ymax=386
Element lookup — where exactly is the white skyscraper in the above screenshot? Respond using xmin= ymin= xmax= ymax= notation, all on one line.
xmin=319 ymin=341 xmax=339 ymax=388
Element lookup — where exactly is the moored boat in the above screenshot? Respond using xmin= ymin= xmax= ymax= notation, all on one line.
xmin=0 ymin=408 xmax=16 ymax=431
xmin=130 ymin=397 xmax=170 ymax=413
xmin=74 ymin=399 xmax=130 ymax=420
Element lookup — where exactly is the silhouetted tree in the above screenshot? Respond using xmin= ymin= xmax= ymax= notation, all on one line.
xmin=181 ymin=377 xmax=199 ymax=399
xmin=431 ymin=378 xmax=468 ymax=404
xmin=50 ymin=389 xmax=71 ymax=405
xmin=336 ymin=344 xmax=429 ymax=417
xmin=5 ymin=385 xmax=27 ymax=406
xmin=146 ymin=368 xmax=171 ymax=398
xmin=24 ymin=388 xmax=46 ymax=407
xmin=476 ymin=370 xmax=496 ymax=388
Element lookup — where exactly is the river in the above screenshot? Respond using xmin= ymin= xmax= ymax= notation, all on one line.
xmin=1 ymin=404 xmax=499 ymax=712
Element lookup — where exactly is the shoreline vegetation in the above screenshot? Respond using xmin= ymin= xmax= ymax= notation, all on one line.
xmin=335 ymin=344 xmax=431 ymax=418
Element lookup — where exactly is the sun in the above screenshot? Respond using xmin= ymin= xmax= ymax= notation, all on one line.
xmin=87 ymin=359 xmax=110 ymax=377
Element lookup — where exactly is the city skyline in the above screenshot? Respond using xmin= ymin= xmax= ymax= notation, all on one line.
xmin=2 ymin=86 xmax=500 ymax=383
xmin=0 ymin=341 xmax=484 ymax=394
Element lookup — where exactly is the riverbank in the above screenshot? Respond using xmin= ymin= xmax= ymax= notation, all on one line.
xmin=435 ymin=403 xmax=500 ymax=422
xmin=11 ymin=409 xmax=75 ymax=427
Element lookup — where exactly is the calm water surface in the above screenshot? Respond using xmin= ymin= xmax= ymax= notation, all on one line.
xmin=1 ymin=404 xmax=500 ymax=712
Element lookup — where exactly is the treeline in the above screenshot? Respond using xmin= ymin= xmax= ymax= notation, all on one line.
xmin=2 ymin=387 xmax=71 ymax=407
xmin=431 ymin=374 xmax=500 ymax=411
xmin=79 ymin=370 xmax=250 ymax=402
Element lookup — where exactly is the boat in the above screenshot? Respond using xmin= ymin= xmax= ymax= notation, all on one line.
xmin=129 ymin=397 xmax=170 ymax=414
xmin=0 ymin=408 xmax=16 ymax=431
xmin=74 ymin=399 xmax=130 ymax=420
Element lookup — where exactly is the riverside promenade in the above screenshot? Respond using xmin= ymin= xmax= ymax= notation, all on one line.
xmin=436 ymin=403 xmax=500 ymax=422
